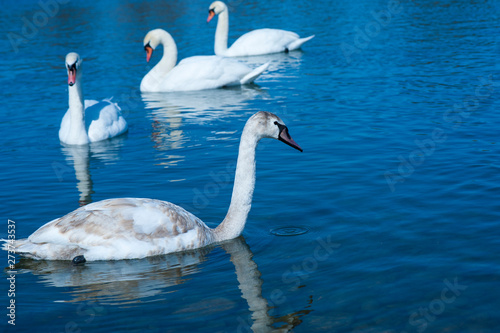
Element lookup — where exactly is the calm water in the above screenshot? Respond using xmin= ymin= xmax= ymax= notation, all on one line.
xmin=1 ymin=0 xmax=499 ymax=332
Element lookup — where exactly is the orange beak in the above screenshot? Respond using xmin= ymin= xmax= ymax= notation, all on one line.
xmin=207 ymin=10 xmax=215 ymax=23
xmin=67 ymin=66 xmax=76 ymax=86
xmin=145 ymin=45 xmax=153 ymax=62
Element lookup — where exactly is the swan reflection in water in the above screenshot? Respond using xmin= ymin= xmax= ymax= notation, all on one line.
xmin=16 ymin=236 xmax=311 ymax=332
xmin=59 ymin=136 xmax=127 ymax=206
xmin=142 ymin=85 xmax=269 ymax=123
xmin=142 ymin=86 xmax=269 ymax=168
xmin=233 ymin=51 xmax=306 ymax=83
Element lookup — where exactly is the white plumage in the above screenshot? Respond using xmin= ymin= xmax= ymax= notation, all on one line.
xmin=140 ymin=29 xmax=269 ymax=92
xmin=207 ymin=1 xmax=315 ymax=57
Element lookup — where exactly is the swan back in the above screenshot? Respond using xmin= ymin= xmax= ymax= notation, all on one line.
xmin=86 ymin=100 xmax=128 ymax=142
xmin=16 ymin=198 xmax=215 ymax=261
xmin=228 ymin=29 xmax=299 ymax=56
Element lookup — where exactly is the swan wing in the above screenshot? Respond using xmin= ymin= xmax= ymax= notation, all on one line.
xmin=157 ymin=56 xmax=258 ymax=91
xmin=228 ymin=29 xmax=300 ymax=56
xmin=240 ymin=62 xmax=269 ymax=84
xmin=287 ymin=34 xmax=315 ymax=51
xmin=12 ymin=198 xmax=214 ymax=260
xmin=85 ymin=100 xmax=128 ymax=142
xmin=84 ymin=99 xmax=99 ymax=109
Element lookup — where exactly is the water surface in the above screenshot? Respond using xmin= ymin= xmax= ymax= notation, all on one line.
xmin=1 ymin=0 xmax=499 ymax=332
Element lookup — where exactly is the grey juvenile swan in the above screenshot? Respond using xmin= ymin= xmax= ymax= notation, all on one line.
xmin=4 ymin=112 xmax=302 ymax=262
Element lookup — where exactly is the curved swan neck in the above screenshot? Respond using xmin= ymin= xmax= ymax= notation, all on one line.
xmin=214 ymin=10 xmax=229 ymax=56
xmin=152 ymin=31 xmax=178 ymax=75
xmin=141 ymin=30 xmax=178 ymax=91
xmin=214 ymin=125 xmax=259 ymax=241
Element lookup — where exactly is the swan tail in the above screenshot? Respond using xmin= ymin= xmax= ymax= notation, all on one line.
xmin=240 ymin=62 xmax=270 ymax=85
xmin=287 ymin=35 xmax=315 ymax=51
xmin=1 ymin=238 xmax=36 ymax=258
xmin=1 ymin=238 xmax=86 ymax=260
xmin=101 ymin=97 xmax=122 ymax=110
xmin=1 ymin=238 xmax=11 ymax=252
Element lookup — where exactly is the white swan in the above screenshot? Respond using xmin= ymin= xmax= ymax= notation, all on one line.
xmin=140 ymin=29 xmax=269 ymax=92
xmin=4 ymin=111 xmax=302 ymax=261
xmin=59 ymin=53 xmax=128 ymax=145
xmin=207 ymin=1 xmax=315 ymax=57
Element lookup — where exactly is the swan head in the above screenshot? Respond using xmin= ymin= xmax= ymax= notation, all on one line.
xmin=248 ymin=112 xmax=302 ymax=152
xmin=65 ymin=52 xmax=82 ymax=86
xmin=207 ymin=1 xmax=227 ymax=22
xmin=143 ymin=29 xmax=166 ymax=62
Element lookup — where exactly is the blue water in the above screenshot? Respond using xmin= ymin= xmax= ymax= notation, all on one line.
xmin=1 ymin=0 xmax=499 ymax=331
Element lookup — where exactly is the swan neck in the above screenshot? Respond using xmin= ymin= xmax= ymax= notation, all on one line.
xmin=68 ymin=78 xmax=85 ymax=129
xmin=215 ymin=127 xmax=258 ymax=241
xmin=155 ymin=32 xmax=177 ymax=73
xmin=141 ymin=31 xmax=178 ymax=91
xmin=214 ymin=10 xmax=229 ymax=56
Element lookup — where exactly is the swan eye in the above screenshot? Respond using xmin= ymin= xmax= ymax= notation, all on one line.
xmin=274 ymin=121 xmax=286 ymax=132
